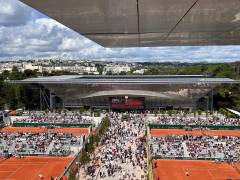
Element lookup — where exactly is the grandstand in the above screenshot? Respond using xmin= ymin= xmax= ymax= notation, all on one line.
xmin=0 ymin=132 xmax=85 ymax=157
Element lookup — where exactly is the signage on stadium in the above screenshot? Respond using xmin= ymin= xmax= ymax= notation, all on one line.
xmin=110 ymin=97 xmax=145 ymax=109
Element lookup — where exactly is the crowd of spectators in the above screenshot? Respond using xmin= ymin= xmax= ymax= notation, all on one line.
xmin=0 ymin=132 xmax=84 ymax=157
xmin=150 ymin=135 xmax=240 ymax=161
xmin=13 ymin=111 xmax=101 ymax=126
xmin=82 ymin=112 xmax=148 ymax=180
xmin=149 ymin=115 xmax=240 ymax=126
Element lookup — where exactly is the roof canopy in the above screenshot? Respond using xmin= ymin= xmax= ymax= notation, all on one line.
xmin=20 ymin=0 xmax=240 ymax=47
xmin=12 ymin=75 xmax=238 ymax=85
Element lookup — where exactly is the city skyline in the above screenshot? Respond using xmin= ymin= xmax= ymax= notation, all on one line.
xmin=0 ymin=0 xmax=240 ymax=62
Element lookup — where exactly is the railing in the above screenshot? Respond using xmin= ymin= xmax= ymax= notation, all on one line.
xmin=148 ymin=124 xmax=240 ymax=130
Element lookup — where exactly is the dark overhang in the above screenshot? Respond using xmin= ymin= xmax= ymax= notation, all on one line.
xmin=19 ymin=0 xmax=240 ymax=47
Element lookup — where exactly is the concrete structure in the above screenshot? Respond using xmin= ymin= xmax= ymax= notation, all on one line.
xmin=19 ymin=0 xmax=240 ymax=47
xmin=13 ymin=75 xmax=239 ymax=110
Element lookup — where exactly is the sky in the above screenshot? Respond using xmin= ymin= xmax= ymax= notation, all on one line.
xmin=0 ymin=0 xmax=240 ymax=62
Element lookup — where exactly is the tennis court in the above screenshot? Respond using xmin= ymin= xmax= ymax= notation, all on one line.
xmin=52 ymin=127 xmax=89 ymax=135
xmin=1 ymin=127 xmax=47 ymax=133
xmin=150 ymin=129 xmax=240 ymax=137
xmin=0 ymin=156 xmax=73 ymax=180
xmin=153 ymin=159 xmax=240 ymax=180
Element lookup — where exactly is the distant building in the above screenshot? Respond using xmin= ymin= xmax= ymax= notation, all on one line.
xmin=24 ymin=63 xmax=43 ymax=73
xmin=103 ymin=64 xmax=131 ymax=74
xmin=133 ymin=69 xmax=146 ymax=74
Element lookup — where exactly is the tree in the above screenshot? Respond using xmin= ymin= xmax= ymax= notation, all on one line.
xmin=97 ymin=66 xmax=104 ymax=75
xmin=9 ymin=66 xmax=23 ymax=80
xmin=79 ymin=106 xmax=84 ymax=114
xmin=119 ymin=71 xmax=127 ymax=75
xmin=106 ymin=71 xmax=112 ymax=75
xmin=80 ymin=151 xmax=90 ymax=165
xmin=23 ymin=69 xmax=38 ymax=78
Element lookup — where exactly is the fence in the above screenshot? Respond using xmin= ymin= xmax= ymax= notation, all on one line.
xmin=148 ymin=124 xmax=240 ymax=130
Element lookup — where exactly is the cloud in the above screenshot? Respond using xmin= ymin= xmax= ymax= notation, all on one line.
xmin=0 ymin=0 xmax=32 ymax=26
xmin=0 ymin=0 xmax=240 ymax=62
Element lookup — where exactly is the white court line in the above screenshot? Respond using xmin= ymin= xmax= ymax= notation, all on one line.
xmin=30 ymin=162 xmax=49 ymax=180
xmin=4 ymin=163 xmax=24 ymax=180
xmin=207 ymin=169 xmax=214 ymax=180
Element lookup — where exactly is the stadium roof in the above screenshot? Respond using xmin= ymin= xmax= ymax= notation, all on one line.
xmin=19 ymin=0 xmax=240 ymax=47
xmin=13 ymin=75 xmax=239 ymax=85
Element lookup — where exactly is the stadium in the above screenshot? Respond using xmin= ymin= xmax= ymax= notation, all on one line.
xmin=1 ymin=0 xmax=240 ymax=179
xmin=13 ymin=75 xmax=238 ymax=110
xmin=5 ymin=75 xmax=239 ymax=180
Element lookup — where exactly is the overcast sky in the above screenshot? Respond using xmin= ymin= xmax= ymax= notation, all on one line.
xmin=0 ymin=0 xmax=240 ymax=62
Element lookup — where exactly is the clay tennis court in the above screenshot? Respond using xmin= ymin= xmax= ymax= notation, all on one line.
xmin=153 ymin=159 xmax=240 ymax=180
xmin=1 ymin=127 xmax=47 ymax=133
xmin=150 ymin=129 xmax=240 ymax=137
xmin=0 ymin=156 xmax=73 ymax=180
xmin=0 ymin=127 xmax=89 ymax=136
xmin=52 ymin=127 xmax=88 ymax=135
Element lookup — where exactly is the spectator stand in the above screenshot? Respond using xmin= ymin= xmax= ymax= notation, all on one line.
xmin=0 ymin=132 xmax=85 ymax=158
xmin=148 ymin=124 xmax=240 ymax=130
xmin=149 ymin=134 xmax=240 ymax=164
xmin=12 ymin=122 xmax=92 ymax=128
xmin=148 ymin=112 xmax=240 ymax=130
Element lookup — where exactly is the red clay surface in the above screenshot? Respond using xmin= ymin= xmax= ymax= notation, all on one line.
xmin=0 ymin=127 xmax=89 ymax=136
xmin=52 ymin=127 xmax=88 ymax=135
xmin=0 ymin=156 xmax=73 ymax=180
xmin=153 ymin=159 xmax=240 ymax=180
xmin=151 ymin=129 xmax=240 ymax=137
xmin=1 ymin=127 xmax=47 ymax=133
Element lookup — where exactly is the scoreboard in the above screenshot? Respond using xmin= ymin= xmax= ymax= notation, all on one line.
xmin=110 ymin=97 xmax=145 ymax=109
